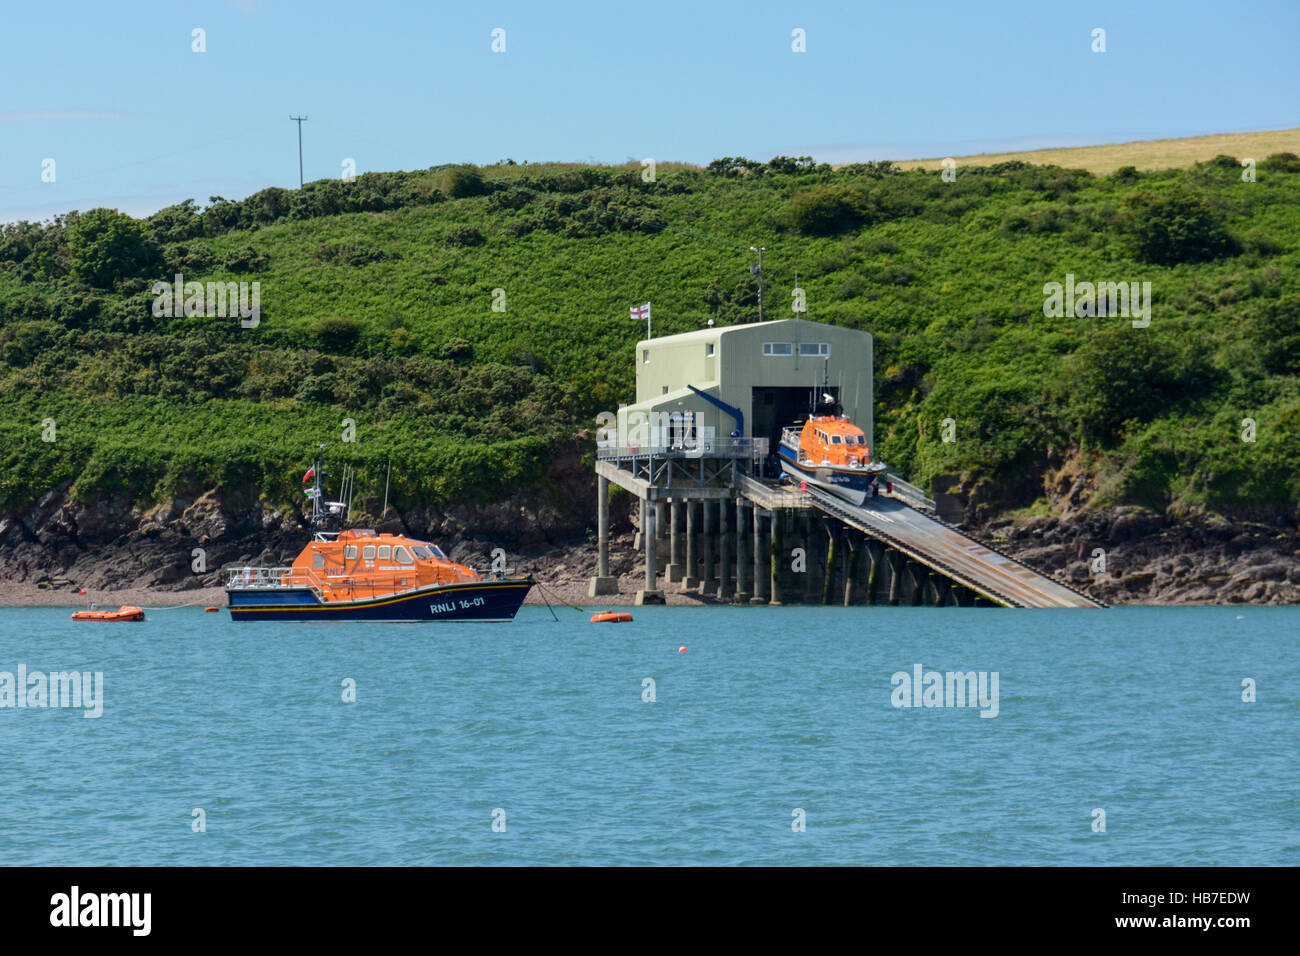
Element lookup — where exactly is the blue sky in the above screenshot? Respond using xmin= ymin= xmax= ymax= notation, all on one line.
xmin=2 ymin=0 xmax=1297 ymax=223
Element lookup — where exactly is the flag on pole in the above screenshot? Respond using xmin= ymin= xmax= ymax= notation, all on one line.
xmin=629 ymin=302 xmax=650 ymax=322
xmin=302 ymin=466 xmax=316 ymax=483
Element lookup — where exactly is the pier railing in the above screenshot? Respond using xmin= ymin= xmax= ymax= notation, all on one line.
xmin=597 ymin=437 xmax=768 ymax=461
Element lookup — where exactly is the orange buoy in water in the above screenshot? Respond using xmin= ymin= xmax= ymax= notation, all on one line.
xmin=678 ymin=646 xmax=687 ymax=653
xmin=590 ymin=611 xmax=633 ymax=623
xmin=71 ymin=606 xmax=145 ymax=622
xmin=204 ymin=606 xmax=220 ymax=613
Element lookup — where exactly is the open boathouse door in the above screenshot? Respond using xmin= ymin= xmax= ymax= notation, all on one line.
xmin=751 ymin=385 xmax=838 ymax=471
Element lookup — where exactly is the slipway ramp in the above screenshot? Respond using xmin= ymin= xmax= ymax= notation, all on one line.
xmin=803 ymin=482 xmax=1104 ymax=608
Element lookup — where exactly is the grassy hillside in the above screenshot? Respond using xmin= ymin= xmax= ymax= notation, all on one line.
xmin=896 ymin=128 xmax=1300 ymax=176
xmin=1 ymin=151 xmax=1298 ymax=522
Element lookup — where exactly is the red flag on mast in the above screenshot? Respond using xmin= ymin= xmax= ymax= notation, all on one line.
xmin=302 ymin=466 xmax=316 ymax=483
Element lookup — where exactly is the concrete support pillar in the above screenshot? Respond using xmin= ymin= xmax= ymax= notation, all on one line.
xmin=656 ymin=500 xmax=668 ymax=539
xmin=718 ymin=499 xmax=733 ymax=599
xmin=750 ymin=510 xmax=768 ymax=604
xmin=865 ymin=541 xmax=881 ymax=606
xmin=887 ymin=550 xmax=902 ymax=606
xmin=843 ymin=533 xmax=860 ymax=606
xmin=769 ymin=510 xmax=783 ymax=605
xmin=821 ymin=521 xmax=837 ymax=606
xmin=908 ymin=562 xmax=926 ymax=607
xmin=684 ymin=501 xmax=699 ymax=589
xmin=667 ymin=500 xmax=684 ymax=583
xmin=588 ymin=474 xmax=617 ymax=596
xmin=735 ymin=500 xmax=751 ymax=603
xmin=700 ymin=501 xmax=718 ymax=596
xmin=801 ymin=515 xmax=820 ymax=604
xmin=633 ymin=497 xmax=647 ymax=551
xmin=635 ymin=497 xmax=664 ymax=605
xmin=934 ymin=575 xmax=952 ymax=607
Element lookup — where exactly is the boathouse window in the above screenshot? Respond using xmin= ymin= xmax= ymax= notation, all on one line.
xmin=799 ymin=342 xmax=830 ymax=357
xmin=344 ymin=545 xmax=358 ymax=560
xmin=706 ymin=343 xmax=715 ymax=356
xmin=762 ymin=342 xmax=793 ymax=356
xmin=393 ymin=546 xmax=414 ymax=565
xmin=312 ymin=553 xmax=325 ymax=569
xmin=643 ymin=349 xmax=650 ymax=364
xmin=377 ymin=546 xmax=391 ymax=560
xmin=662 ymin=386 xmax=669 ymax=395
xmin=362 ymin=545 xmax=376 ymax=560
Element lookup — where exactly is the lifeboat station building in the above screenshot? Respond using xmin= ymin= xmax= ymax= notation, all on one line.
xmin=614 ymin=318 xmax=874 ymax=457
xmin=595 ymin=318 xmax=876 ymax=605
xmin=592 ymin=318 xmax=1104 ymax=610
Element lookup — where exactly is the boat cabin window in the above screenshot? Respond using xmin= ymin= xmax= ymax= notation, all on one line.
xmin=830 ymin=435 xmax=842 ymax=444
xmin=312 ymin=553 xmax=325 ymax=569
xmin=393 ymin=546 xmax=414 ymax=565
xmin=344 ymin=545 xmax=358 ymax=560
xmin=362 ymin=545 xmax=376 ymax=560
xmin=377 ymin=546 xmax=391 ymax=560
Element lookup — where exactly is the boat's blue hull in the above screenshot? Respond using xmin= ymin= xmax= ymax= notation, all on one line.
xmin=777 ymin=444 xmax=880 ymax=505
xmin=227 ymin=578 xmax=532 ymax=622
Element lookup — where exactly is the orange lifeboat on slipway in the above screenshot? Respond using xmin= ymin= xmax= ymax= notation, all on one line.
xmin=71 ymin=606 xmax=145 ymax=622
xmin=777 ymin=393 xmax=887 ymax=505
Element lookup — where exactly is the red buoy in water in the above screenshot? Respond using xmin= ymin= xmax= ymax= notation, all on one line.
xmin=678 ymin=646 xmax=687 ymax=653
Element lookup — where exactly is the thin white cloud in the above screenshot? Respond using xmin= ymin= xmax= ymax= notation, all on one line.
xmin=0 ymin=109 xmax=137 ymax=124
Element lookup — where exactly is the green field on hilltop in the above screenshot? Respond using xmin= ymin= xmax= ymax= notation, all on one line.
xmin=2 ymin=151 xmax=1298 ymax=520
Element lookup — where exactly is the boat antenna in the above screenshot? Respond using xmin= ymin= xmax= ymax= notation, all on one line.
xmin=382 ymin=458 xmax=391 ymax=518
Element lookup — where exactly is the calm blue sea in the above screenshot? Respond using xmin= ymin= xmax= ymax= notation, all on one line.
xmin=0 ymin=605 xmax=1295 ymax=866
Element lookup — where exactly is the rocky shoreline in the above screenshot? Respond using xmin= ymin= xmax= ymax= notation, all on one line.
xmin=2 ymin=478 xmax=1297 ymax=608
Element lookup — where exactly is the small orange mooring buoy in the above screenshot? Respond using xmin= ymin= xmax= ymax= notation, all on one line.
xmin=677 ymin=646 xmax=687 ymax=653
xmin=204 ymin=606 xmax=219 ymax=613
xmin=590 ymin=611 xmax=633 ymax=623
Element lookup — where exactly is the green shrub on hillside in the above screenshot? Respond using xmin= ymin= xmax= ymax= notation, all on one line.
xmin=1122 ymin=188 xmax=1240 ymax=265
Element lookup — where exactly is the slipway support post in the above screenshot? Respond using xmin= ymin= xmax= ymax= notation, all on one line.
xmin=667 ymin=499 xmax=684 ymax=583
xmin=769 ymin=510 xmax=783 ymax=606
xmin=635 ymin=495 xmax=665 ymax=605
xmin=750 ymin=510 xmax=768 ymax=605
xmin=734 ymin=500 xmax=751 ymax=604
xmin=843 ymin=532 xmax=860 ymax=607
xmin=684 ymin=501 xmax=699 ymax=589
xmin=718 ymin=499 xmax=733 ymax=599
xmin=588 ymin=475 xmax=618 ymax=597
xmin=700 ymin=501 xmax=718 ymax=596
xmin=822 ymin=521 xmax=837 ymax=606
